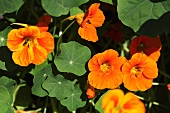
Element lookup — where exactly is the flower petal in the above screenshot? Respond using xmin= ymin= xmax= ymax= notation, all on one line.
xmin=32 ymin=45 xmax=48 ymax=65
xmin=7 ymin=29 xmax=24 ymax=51
xmin=38 ymin=32 xmax=54 ymax=53
xmin=12 ymin=46 xmax=33 ymax=66
xmin=121 ymin=92 xmax=146 ymax=113
xmin=78 ymin=24 xmax=98 ymax=42
xmin=102 ymin=89 xmax=124 ymax=112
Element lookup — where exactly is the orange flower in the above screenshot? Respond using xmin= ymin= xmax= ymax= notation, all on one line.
xmin=122 ymin=53 xmax=158 ymax=91
xmin=129 ymin=36 xmax=162 ymax=62
xmin=71 ymin=3 xmax=105 ymax=42
xmin=7 ymin=25 xmax=54 ymax=66
xmin=167 ymin=84 xmax=170 ymax=91
xmin=86 ymin=85 xmax=96 ymax=99
xmin=102 ymin=89 xmax=146 ymax=113
xmin=88 ymin=49 xmax=126 ymax=89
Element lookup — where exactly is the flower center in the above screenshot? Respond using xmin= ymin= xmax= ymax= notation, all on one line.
xmin=100 ymin=62 xmax=112 ymax=73
xmin=23 ymin=36 xmax=36 ymax=47
xmin=138 ymin=43 xmax=145 ymax=52
xmin=130 ymin=66 xmax=142 ymax=77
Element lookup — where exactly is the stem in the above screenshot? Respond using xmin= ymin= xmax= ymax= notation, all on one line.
xmin=50 ymin=97 xmax=58 ymax=113
xmin=12 ymin=83 xmax=26 ymax=106
xmin=158 ymin=70 xmax=170 ymax=79
xmin=56 ymin=20 xmax=75 ymax=55
xmin=43 ymin=97 xmax=48 ymax=113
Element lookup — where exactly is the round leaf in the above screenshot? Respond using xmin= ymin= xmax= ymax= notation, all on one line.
xmin=42 ymin=74 xmax=73 ymax=100
xmin=31 ymin=64 xmax=51 ymax=97
xmin=0 ymin=76 xmax=16 ymax=104
xmin=0 ymin=0 xmax=24 ymax=15
xmin=60 ymin=84 xmax=86 ymax=111
xmin=54 ymin=41 xmax=91 ymax=76
xmin=0 ymin=86 xmax=11 ymax=113
xmin=41 ymin=0 xmax=88 ymax=17
xmin=117 ymin=0 xmax=170 ymax=32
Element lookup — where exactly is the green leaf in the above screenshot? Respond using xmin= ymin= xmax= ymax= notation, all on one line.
xmin=0 ymin=86 xmax=11 ymax=113
xmin=0 ymin=26 xmax=12 ymax=47
xmin=0 ymin=0 xmax=24 ymax=15
xmin=60 ymin=84 xmax=86 ymax=111
xmin=41 ymin=0 xmax=88 ymax=17
xmin=0 ymin=60 xmax=6 ymax=70
xmin=54 ymin=41 xmax=91 ymax=76
xmin=31 ymin=64 xmax=52 ymax=97
xmin=70 ymin=7 xmax=84 ymax=16
xmin=0 ymin=76 xmax=16 ymax=104
xmin=42 ymin=74 xmax=73 ymax=100
xmin=100 ymin=0 xmax=113 ymax=4
xmin=95 ymin=93 xmax=105 ymax=113
xmin=30 ymin=60 xmax=48 ymax=75
xmin=117 ymin=0 xmax=170 ymax=32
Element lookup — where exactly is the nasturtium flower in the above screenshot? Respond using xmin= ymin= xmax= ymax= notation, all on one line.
xmin=167 ymin=84 xmax=170 ymax=91
xmin=36 ymin=14 xmax=51 ymax=32
xmin=122 ymin=53 xmax=158 ymax=91
xmin=86 ymin=85 xmax=95 ymax=99
xmin=69 ymin=3 xmax=105 ymax=42
xmin=102 ymin=89 xmax=146 ymax=113
xmin=129 ymin=36 xmax=162 ymax=62
xmin=88 ymin=49 xmax=126 ymax=89
xmin=7 ymin=24 xmax=54 ymax=66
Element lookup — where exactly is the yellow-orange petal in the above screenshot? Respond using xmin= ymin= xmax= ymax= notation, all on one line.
xmin=7 ymin=29 xmax=25 ymax=51
xmin=102 ymin=89 xmax=124 ymax=112
xmin=142 ymin=57 xmax=158 ymax=79
xmin=37 ymin=32 xmax=54 ymax=53
xmin=12 ymin=46 xmax=33 ymax=66
xmin=121 ymin=92 xmax=146 ymax=113
xmin=18 ymin=26 xmax=40 ymax=37
xmin=32 ymin=45 xmax=48 ymax=65
xmin=89 ymin=9 xmax=105 ymax=27
xmin=88 ymin=71 xmax=123 ymax=89
xmin=78 ymin=24 xmax=98 ymax=42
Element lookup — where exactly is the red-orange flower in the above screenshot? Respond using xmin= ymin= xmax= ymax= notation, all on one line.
xmin=122 ymin=53 xmax=158 ymax=91
xmin=7 ymin=25 xmax=54 ymax=66
xmin=88 ymin=49 xmax=126 ymax=89
xmin=102 ymin=89 xmax=146 ymax=113
xmin=167 ymin=84 xmax=170 ymax=91
xmin=71 ymin=3 xmax=105 ymax=42
xmin=129 ymin=36 xmax=162 ymax=62
xmin=86 ymin=85 xmax=96 ymax=99
xmin=36 ymin=14 xmax=51 ymax=32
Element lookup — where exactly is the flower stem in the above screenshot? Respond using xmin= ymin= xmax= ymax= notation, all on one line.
xmin=56 ymin=20 xmax=75 ymax=55
xmin=158 ymin=70 xmax=170 ymax=79
xmin=50 ymin=97 xmax=58 ymax=113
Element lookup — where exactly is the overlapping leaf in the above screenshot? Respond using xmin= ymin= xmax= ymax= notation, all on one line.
xmin=0 ymin=76 xmax=16 ymax=113
xmin=0 ymin=0 xmax=24 ymax=15
xmin=42 ymin=74 xmax=73 ymax=100
xmin=54 ymin=41 xmax=91 ymax=76
xmin=95 ymin=93 xmax=106 ymax=113
xmin=0 ymin=76 xmax=16 ymax=104
xmin=41 ymin=0 xmax=88 ymax=17
xmin=117 ymin=0 xmax=170 ymax=32
xmin=60 ymin=84 xmax=86 ymax=111
xmin=0 ymin=86 xmax=11 ymax=113
xmin=31 ymin=64 xmax=51 ymax=97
